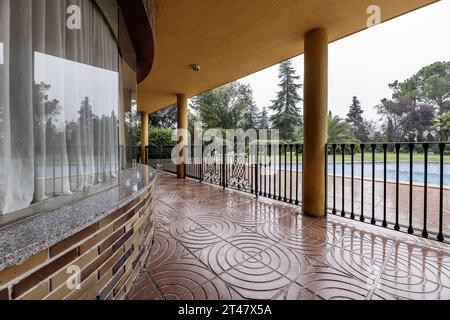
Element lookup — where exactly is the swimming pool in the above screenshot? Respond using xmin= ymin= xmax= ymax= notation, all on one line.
xmin=277 ymin=162 xmax=450 ymax=187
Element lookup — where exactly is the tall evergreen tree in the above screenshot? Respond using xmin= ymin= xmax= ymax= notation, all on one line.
xmin=269 ymin=60 xmax=303 ymax=141
xmin=259 ymin=107 xmax=269 ymax=129
xmin=242 ymin=101 xmax=260 ymax=130
xmin=346 ymin=96 xmax=364 ymax=124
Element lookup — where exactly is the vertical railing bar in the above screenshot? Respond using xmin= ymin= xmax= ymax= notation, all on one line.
xmin=250 ymin=144 xmax=254 ymax=194
xmin=408 ymin=143 xmax=414 ymax=235
xmin=278 ymin=145 xmax=282 ymax=201
xmin=227 ymin=145 xmax=230 ymax=189
xmin=438 ymin=143 xmax=445 ymax=242
xmin=255 ymin=140 xmax=259 ymax=198
xmin=268 ymin=144 xmax=272 ymax=198
xmin=382 ymin=144 xmax=388 ymax=228
xmin=264 ymin=145 xmax=267 ymax=197
xmin=350 ymin=144 xmax=355 ymax=220
xmin=222 ymin=144 xmax=226 ymax=190
xmin=259 ymin=144 xmax=263 ymax=196
xmin=295 ymin=144 xmax=299 ymax=206
xmin=394 ymin=143 xmax=401 ymax=231
xmin=284 ymin=144 xmax=287 ymax=203
xmin=341 ymin=144 xmax=346 ymax=217
xmin=371 ymin=144 xmax=376 ymax=225
xmin=422 ymin=143 xmax=429 ymax=238
xmin=246 ymin=143 xmax=250 ymax=190
xmin=332 ymin=144 xmax=337 ymax=215
xmin=200 ymin=146 xmax=204 ymax=183
xmin=195 ymin=146 xmax=202 ymax=182
xmin=324 ymin=144 xmax=328 ymax=215
xmin=273 ymin=144 xmax=277 ymax=200
xmin=360 ymin=144 xmax=365 ymax=222
xmin=289 ymin=144 xmax=293 ymax=203
xmin=194 ymin=146 xmax=197 ymax=179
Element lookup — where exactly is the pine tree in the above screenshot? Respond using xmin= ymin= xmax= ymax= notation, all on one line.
xmin=259 ymin=107 xmax=269 ymax=129
xmin=346 ymin=96 xmax=364 ymax=124
xmin=269 ymin=60 xmax=303 ymax=141
xmin=242 ymin=101 xmax=260 ymax=130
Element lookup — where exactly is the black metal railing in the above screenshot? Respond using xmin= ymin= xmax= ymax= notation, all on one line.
xmin=328 ymin=142 xmax=449 ymax=242
xmin=146 ymin=141 xmax=449 ymax=243
xmin=148 ymin=143 xmax=304 ymax=206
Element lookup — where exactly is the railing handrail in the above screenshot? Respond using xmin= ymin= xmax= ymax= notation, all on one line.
xmin=329 ymin=141 xmax=449 ymax=145
xmin=147 ymin=139 xmax=448 ymax=244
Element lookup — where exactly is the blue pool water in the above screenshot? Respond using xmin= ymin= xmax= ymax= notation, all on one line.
xmin=277 ymin=162 xmax=450 ymax=187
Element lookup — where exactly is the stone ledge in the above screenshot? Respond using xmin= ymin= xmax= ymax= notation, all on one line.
xmin=0 ymin=165 xmax=156 ymax=300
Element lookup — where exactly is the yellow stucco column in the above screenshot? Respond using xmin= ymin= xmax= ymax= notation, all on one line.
xmin=302 ymin=28 xmax=328 ymax=218
xmin=140 ymin=111 xmax=149 ymax=164
xmin=177 ymin=94 xmax=188 ymax=179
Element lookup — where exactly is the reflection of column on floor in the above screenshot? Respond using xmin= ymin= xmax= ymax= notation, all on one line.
xmin=326 ymin=175 xmax=450 ymax=236
xmin=181 ymin=162 xmax=449 ymax=237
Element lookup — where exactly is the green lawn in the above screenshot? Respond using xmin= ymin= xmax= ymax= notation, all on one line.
xmin=330 ymin=152 xmax=448 ymax=163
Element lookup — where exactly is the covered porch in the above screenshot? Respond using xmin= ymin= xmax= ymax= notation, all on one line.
xmin=129 ymin=172 xmax=450 ymax=300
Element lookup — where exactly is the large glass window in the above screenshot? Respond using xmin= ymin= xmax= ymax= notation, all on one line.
xmin=0 ymin=0 xmax=122 ymax=216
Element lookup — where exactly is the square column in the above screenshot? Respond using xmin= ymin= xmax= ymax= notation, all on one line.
xmin=302 ymin=28 xmax=328 ymax=217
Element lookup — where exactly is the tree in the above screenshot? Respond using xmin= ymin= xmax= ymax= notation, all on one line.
xmin=190 ymin=82 xmax=253 ymax=130
xmin=375 ymin=62 xmax=450 ymax=142
xmin=259 ymin=107 xmax=269 ymax=129
xmin=149 ymin=105 xmax=177 ymax=128
xmin=346 ymin=96 xmax=371 ymax=141
xmin=269 ymin=60 xmax=303 ymax=141
xmin=434 ymin=111 xmax=450 ymax=141
xmin=377 ymin=77 xmax=437 ymax=142
xmin=346 ymin=96 xmax=364 ymax=124
xmin=242 ymin=101 xmax=260 ymax=130
xmin=414 ymin=62 xmax=450 ymax=115
xmin=293 ymin=113 xmax=355 ymax=144
xmin=328 ymin=112 xmax=355 ymax=144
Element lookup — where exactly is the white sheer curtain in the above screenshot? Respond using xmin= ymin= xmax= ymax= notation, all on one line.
xmin=0 ymin=0 xmax=119 ymax=215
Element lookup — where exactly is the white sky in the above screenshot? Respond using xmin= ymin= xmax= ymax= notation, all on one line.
xmin=238 ymin=0 xmax=450 ymax=122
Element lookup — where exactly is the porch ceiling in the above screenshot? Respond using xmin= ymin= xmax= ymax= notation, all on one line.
xmin=137 ymin=0 xmax=436 ymax=113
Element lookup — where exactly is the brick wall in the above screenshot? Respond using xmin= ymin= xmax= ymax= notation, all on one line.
xmin=0 ymin=183 xmax=155 ymax=300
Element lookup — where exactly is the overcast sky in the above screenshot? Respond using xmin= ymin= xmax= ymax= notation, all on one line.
xmin=238 ymin=0 xmax=450 ymax=123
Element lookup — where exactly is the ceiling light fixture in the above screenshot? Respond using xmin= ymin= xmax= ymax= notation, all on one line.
xmin=191 ymin=64 xmax=201 ymax=72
